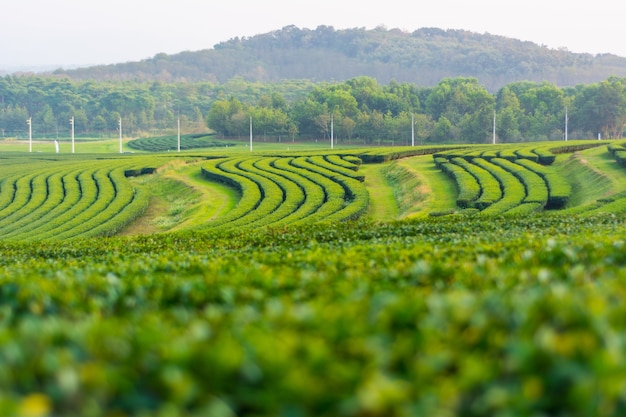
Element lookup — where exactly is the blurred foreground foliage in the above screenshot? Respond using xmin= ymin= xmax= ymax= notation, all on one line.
xmin=1 ymin=214 xmax=626 ymax=416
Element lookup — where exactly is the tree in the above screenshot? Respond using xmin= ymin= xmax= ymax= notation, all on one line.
xmin=412 ymin=113 xmax=434 ymax=145
xmin=572 ymin=78 xmax=626 ymax=139
xmin=430 ymin=116 xmax=452 ymax=143
xmin=290 ymin=98 xmax=328 ymax=138
xmin=496 ymin=87 xmax=522 ymax=141
xmin=337 ymin=115 xmax=356 ymax=142
xmin=73 ymin=109 xmax=89 ymax=135
xmin=37 ymin=104 xmax=56 ymax=137
xmin=513 ymin=82 xmax=565 ymax=139
xmin=206 ymin=97 xmax=249 ymax=137
xmin=93 ymin=115 xmax=108 ymax=134
xmin=425 ymin=77 xmax=494 ymax=142
xmin=206 ymin=99 xmax=231 ymax=136
xmin=0 ymin=105 xmax=29 ymax=137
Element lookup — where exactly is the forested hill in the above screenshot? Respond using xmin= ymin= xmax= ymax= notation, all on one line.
xmin=54 ymin=25 xmax=626 ymax=90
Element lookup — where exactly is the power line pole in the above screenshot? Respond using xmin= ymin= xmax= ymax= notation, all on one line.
xmin=118 ymin=117 xmax=123 ymax=154
xmin=330 ymin=114 xmax=334 ymax=150
xmin=492 ymin=110 xmax=497 ymax=145
xmin=70 ymin=116 xmax=75 ymax=153
xmin=411 ymin=113 xmax=415 ymax=147
xmin=564 ymin=107 xmax=568 ymax=141
xmin=27 ymin=117 xmax=32 ymax=152
xmin=177 ymin=117 xmax=181 ymax=152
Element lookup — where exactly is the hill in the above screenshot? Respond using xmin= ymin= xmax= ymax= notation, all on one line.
xmin=54 ymin=25 xmax=626 ymax=90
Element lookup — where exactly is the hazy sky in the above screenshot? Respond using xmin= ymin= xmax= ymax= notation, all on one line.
xmin=2 ymin=0 xmax=626 ymax=71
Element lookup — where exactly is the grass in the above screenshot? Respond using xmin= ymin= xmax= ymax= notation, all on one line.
xmin=396 ymin=155 xmax=458 ymax=216
xmin=358 ymin=155 xmax=459 ymax=221
xmin=557 ymin=146 xmax=623 ymax=213
xmin=0 ymin=138 xmax=130 ymax=153
xmin=123 ymin=159 xmax=238 ymax=234
xmin=359 ymin=164 xmax=399 ymax=220
xmin=165 ymin=161 xmax=239 ymax=227
xmin=380 ymin=161 xmax=428 ymax=218
xmin=0 ymin=137 xmax=360 ymax=155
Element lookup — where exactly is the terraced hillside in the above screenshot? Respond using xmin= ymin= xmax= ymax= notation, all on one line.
xmin=0 ymin=155 xmax=165 ymax=241
xmin=199 ymin=154 xmax=368 ymax=230
xmin=433 ymin=146 xmax=570 ymax=214
xmin=127 ymin=133 xmax=233 ymax=152
xmin=2 ymin=141 xmax=626 ymax=416
xmin=0 ymin=140 xmax=624 ymax=241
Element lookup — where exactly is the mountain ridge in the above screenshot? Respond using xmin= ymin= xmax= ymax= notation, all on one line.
xmin=50 ymin=25 xmax=626 ymax=90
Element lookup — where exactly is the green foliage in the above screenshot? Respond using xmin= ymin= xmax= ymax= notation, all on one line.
xmin=515 ymin=159 xmax=571 ymax=209
xmin=432 ymin=144 xmax=588 ymax=214
xmin=1 ymin=214 xmax=626 ymax=415
xmin=451 ymin=157 xmax=502 ymax=210
xmin=3 ymin=144 xmax=626 ymax=416
xmin=199 ymin=154 xmax=369 ymax=230
xmin=127 ymin=133 xmax=233 ymax=152
xmin=0 ymin=156 xmax=164 ymax=241
xmin=608 ymin=142 xmax=626 ymax=156
xmin=381 ymin=162 xmax=427 ymax=217
xmin=473 ymin=158 xmax=526 ymax=215
xmin=532 ymin=146 xmax=557 ymax=165
xmin=515 ymin=147 xmax=540 ymax=162
xmin=1 ymin=143 xmax=626 ymax=416
xmin=571 ymin=77 xmax=626 ymax=139
xmin=4 ymin=72 xmax=626 ymax=147
xmin=439 ymin=160 xmax=481 ymax=209
xmin=491 ymin=158 xmax=549 ymax=206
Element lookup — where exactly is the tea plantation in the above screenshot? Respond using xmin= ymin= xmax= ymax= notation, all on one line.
xmin=1 ymin=140 xmax=626 ymax=416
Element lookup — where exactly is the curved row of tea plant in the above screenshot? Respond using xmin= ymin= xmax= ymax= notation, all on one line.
xmin=608 ymin=142 xmax=626 ymax=166
xmin=473 ymin=157 xmax=526 ymax=214
xmin=0 ymin=157 xmax=161 ymax=241
xmin=450 ymin=157 xmax=503 ymax=211
xmin=127 ymin=133 xmax=232 ymax=152
xmin=436 ymin=158 xmax=481 ymax=209
xmin=515 ymin=158 xmax=571 ymax=209
xmin=434 ymin=144 xmax=557 ymax=165
xmin=200 ymin=155 xmax=368 ymax=230
xmin=574 ymin=142 xmax=626 ymax=214
xmin=434 ymin=146 xmax=574 ymax=214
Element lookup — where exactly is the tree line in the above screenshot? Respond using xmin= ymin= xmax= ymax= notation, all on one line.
xmin=208 ymin=76 xmax=626 ymax=144
xmin=1 ymin=75 xmax=625 ymax=144
xmin=0 ymin=76 xmax=313 ymax=139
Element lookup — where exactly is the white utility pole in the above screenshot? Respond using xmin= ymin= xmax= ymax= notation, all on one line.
xmin=177 ymin=117 xmax=181 ymax=152
xmin=249 ymin=116 xmax=253 ymax=152
xmin=411 ymin=113 xmax=415 ymax=147
xmin=27 ymin=117 xmax=32 ymax=152
xmin=330 ymin=114 xmax=334 ymax=150
xmin=492 ymin=110 xmax=497 ymax=145
xmin=118 ymin=117 xmax=123 ymax=153
xmin=70 ymin=116 xmax=75 ymax=153
xmin=565 ymin=107 xmax=568 ymax=142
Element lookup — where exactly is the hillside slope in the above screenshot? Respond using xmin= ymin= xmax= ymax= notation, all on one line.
xmin=55 ymin=25 xmax=626 ymax=90
xmin=3 ymin=143 xmax=626 ymax=415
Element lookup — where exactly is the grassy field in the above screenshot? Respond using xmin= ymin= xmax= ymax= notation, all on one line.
xmin=123 ymin=159 xmax=239 ymax=234
xmin=2 ymin=137 xmax=363 ymax=154
xmin=1 ymin=138 xmax=128 ymax=153
xmin=1 ymin=138 xmax=626 ymax=416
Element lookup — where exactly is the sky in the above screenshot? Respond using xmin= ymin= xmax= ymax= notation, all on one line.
xmin=2 ymin=0 xmax=626 ymax=72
